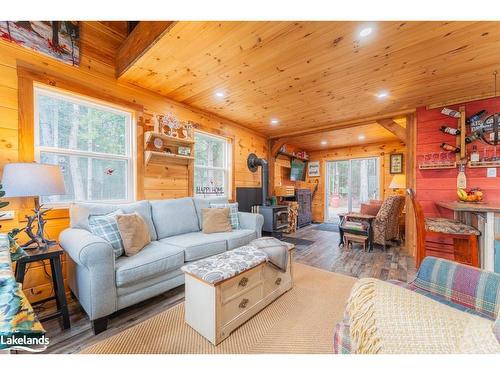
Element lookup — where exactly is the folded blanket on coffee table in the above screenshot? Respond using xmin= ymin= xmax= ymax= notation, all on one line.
xmin=250 ymin=237 xmax=289 ymax=272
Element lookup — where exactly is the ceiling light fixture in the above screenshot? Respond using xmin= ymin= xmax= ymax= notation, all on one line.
xmin=376 ymin=90 xmax=389 ymax=99
xmin=359 ymin=27 xmax=373 ymax=38
xmin=321 ymin=140 xmax=328 ymax=145
xmin=215 ymin=91 xmax=225 ymax=98
xmin=358 ymin=135 xmax=366 ymax=141
xmin=270 ymin=118 xmax=279 ymax=125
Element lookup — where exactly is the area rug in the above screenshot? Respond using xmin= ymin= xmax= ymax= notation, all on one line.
xmin=281 ymin=236 xmax=315 ymax=251
xmin=313 ymin=223 xmax=339 ymax=232
xmin=80 ymin=263 xmax=356 ymax=354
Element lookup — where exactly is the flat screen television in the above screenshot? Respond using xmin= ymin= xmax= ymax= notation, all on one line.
xmin=290 ymin=159 xmax=306 ymax=181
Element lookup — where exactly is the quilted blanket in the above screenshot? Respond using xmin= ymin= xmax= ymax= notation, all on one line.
xmin=345 ymin=278 xmax=500 ymax=354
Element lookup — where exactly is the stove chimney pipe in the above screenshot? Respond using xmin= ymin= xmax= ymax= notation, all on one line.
xmin=247 ymin=153 xmax=269 ymax=206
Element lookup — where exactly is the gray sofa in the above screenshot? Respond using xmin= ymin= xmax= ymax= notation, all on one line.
xmin=59 ymin=197 xmax=264 ymax=334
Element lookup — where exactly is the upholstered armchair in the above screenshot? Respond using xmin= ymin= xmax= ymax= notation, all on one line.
xmin=371 ymin=195 xmax=405 ymax=250
xmin=340 ymin=195 xmax=405 ymax=251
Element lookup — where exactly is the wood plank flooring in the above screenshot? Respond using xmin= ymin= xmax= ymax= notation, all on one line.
xmin=32 ymin=224 xmax=415 ymax=354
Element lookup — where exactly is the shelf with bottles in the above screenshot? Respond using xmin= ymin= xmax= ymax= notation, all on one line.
xmin=467 ymin=145 xmax=500 ymax=168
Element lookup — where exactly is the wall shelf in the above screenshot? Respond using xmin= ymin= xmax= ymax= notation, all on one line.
xmin=418 ymin=162 xmax=457 ymax=170
xmin=145 ymin=151 xmax=194 ymax=166
xmin=277 ymin=150 xmax=309 ymax=162
xmin=467 ymin=161 xmax=500 ymax=168
xmin=144 ymin=131 xmax=195 ymax=148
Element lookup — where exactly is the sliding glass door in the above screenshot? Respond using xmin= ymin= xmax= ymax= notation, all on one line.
xmin=325 ymin=157 xmax=380 ymax=223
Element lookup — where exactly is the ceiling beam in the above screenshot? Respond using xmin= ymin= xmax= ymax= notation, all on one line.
xmin=376 ymin=118 xmax=407 ymax=142
xmin=268 ymin=109 xmax=414 ymax=139
xmin=116 ymin=21 xmax=177 ymax=78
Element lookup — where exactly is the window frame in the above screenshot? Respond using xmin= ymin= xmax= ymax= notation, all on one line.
xmin=193 ymin=130 xmax=232 ymax=199
xmin=33 ymin=84 xmax=136 ymax=207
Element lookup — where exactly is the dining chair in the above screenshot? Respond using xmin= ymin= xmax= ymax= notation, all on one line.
xmin=406 ymin=188 xmax=480 ymax=268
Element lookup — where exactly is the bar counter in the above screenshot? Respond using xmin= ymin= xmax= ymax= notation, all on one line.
xmin=436 ymin=201 xmax=499 ymax=272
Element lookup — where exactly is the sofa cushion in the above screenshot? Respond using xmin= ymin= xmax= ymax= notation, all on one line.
xmin=202 ymin=207 xmax=232 ymax=234
xmin=70 ymin=200 xmax=157 ymax=241
xmin=151 ymin=197 xmax=200 ymax=239
xmin=192 ymin=197 xmax=229 ymax=229
xmin=115 ymin=241 xmax=184 ymax=287
xmin=210 ymin=202 xmax=240 ymax=229
xmin=160 ymin=232 xmax=228 ymax=261
xmin=88 ymin=209 xmax=125 ymax=258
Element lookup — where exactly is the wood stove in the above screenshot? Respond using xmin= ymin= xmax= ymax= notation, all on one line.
xmin=257 ymin=205 xmax=289 ymax=237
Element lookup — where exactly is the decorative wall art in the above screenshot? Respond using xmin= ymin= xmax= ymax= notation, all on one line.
xmin=307 ymin=161 xmax=320 ymax=177
xmin=390 ymin=153 xmax=404 ymax=174
xmin=0 ymin=21 xmax=80 ymax=66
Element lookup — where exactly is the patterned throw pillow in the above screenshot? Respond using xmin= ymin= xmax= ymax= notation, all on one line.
xmin=88 ymin=210 xmax=124 ymax=258
xmin=210 ymin=202 xmax=240 ymax=229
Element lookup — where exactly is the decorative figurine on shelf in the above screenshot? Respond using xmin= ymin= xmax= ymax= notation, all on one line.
xmin=180 ymin=121 xmax=195 ymax=140
xmin=158 ymin=112 xmax=181 ymax=137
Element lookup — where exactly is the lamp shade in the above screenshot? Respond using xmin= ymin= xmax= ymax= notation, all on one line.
xmin=389 ymin=174 xmax=406 ymax=189
xmin=1 ymin=163 xmax=66 ymax=198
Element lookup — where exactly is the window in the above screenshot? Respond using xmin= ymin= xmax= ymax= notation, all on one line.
xmin=34 ymin=86 xmax=135 ymax=205
xmin=194 ymin=132 xmax=230 ymax=197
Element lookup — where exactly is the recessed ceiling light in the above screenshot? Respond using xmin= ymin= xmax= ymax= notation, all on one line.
xmin=270 ymin=118 xmax=279 ymax=125
xmin=215 ymin=91 xmax=225 ymax=98
xmin=359 ymin=27 xmax=373 ymax=38
xmin=358 ymin=135 xmax=366 ymax=141
xmin=376 ymin=90 xmax=389 ymax=99
xmin=321 ymin=140 xmax=328 ymax=145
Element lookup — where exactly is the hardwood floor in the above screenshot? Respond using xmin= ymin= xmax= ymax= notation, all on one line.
xmin=35 ymin=224 xmax=415 ymax=354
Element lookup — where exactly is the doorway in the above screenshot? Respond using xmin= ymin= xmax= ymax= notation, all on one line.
xmin=325 ymin=157 xmax=380 ymax=223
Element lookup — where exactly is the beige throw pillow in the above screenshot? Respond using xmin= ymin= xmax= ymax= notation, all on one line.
xmin=115 ymin=213 xmax=151 ymax=256
xmin=202 ymin=207 xmax=232 ymax=234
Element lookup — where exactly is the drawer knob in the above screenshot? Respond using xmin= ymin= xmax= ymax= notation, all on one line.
xmin=239 ymin=298 xmax=249 ymax=309
xmin=275 ymin=277 xmax=282 ymax=285
xmin=239 ymin=277 xmax=249 ymax=287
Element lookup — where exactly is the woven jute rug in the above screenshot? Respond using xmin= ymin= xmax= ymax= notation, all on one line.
xmin=81 ymin=263 xmax=356 ymax=354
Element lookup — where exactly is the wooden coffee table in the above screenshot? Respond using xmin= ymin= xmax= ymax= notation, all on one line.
xmin=181 ymin=243 xmax=294 ymax=345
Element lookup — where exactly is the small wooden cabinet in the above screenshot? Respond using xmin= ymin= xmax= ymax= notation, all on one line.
xmin=296 ymin=188 xmax=312 ymax=227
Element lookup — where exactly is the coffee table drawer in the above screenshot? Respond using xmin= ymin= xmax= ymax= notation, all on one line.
xmin=220 ymin=283 xmax=263 ymax=326
xmin=263 ymin=261 xmax=291 ymax=295
xmin=220 ymin=265 xmax=262 ymax=303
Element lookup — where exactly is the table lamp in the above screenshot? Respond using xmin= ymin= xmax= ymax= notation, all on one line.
xmin=1 ymin=163 xmax=66 ymax=249
xmin=389 ymin=174 xmax=406 ymax=195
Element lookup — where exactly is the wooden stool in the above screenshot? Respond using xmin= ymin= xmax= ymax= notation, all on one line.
xmin=407 ymin=189 xmax=480 ymax=268
xmin=344 ymin=233 xmax=369 ymax=251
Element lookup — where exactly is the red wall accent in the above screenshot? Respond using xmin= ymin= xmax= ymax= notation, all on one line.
xmin=416 ymin=97 xmax=500 ymax=220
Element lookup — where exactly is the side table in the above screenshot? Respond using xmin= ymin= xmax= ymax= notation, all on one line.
xmin=15 ymin=244 xmax=71 ymax=330
xmin=338 ymin=212 xmax=375 ymax=251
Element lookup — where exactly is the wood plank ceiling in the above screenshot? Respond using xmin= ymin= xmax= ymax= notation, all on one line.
xmin=119 ymin=21 xmax=500 ymax=138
